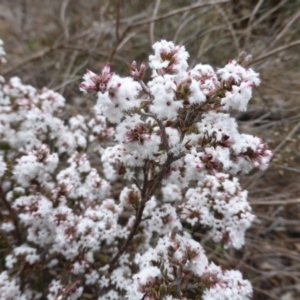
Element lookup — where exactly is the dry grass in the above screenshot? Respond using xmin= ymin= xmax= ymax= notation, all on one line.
xmin=1 ymin=0 xmax=300 ymax=298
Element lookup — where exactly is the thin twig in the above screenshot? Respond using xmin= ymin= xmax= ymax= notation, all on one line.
xmin=271 ymin=163 xmax=300 ymax=174
xmin=107 ymin=25 xmax=131 ymax=62
xmin=130 ymin=0 xmax=230 ymax=27
xmin=272 ymin=120 xmax=300 ymax=154
xmin=250 ymin=198 xmax=300 ymax=206
xmin=150 ymin=0 xmax=161 ymax=45
xmin=20 ymin=0 xmax=27 ymax=38
xmin=139 ymin=80 xmax=151 ymax=96
xmin=244 ymin=0 xmax=264 ymax=49
xmin=260 ymin=82 xmax=300 ymax=96
xmin=108 ymin=1 xmax=229 ymax=62
xmin=115 ymin=0 xmax=120 ymax=42
xmin=109 ymin=159 xmax=150 ymax=272
xmin=215 ymin=4 xmax=240 ymax=54
xmin=60 ymin=0 xmax=71 ymax=39
xmin=2 ymin=29 xmax=94 ymax=75
xmin=108 ymin=150 xmax=182 ymax=272
xmin=108 ymin=194 xmax=145 ymax=272
xmin=250 ymin=39 xmax=300 ymax=65
xmin=267 ymin=9 xmax=300 ymax=50
xmin=141 ymin=112 xmax=169 ymax=152
xmin=252 ymin=0 xmax=288 ymax=28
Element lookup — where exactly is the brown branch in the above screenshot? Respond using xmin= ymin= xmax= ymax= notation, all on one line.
xmin=243 ymin=0 xmax=265 ymax=49
xmin=215 ymin=4 xmax=240 ymax=54
xmin=108 ymin=153 xmax=178 ymax=272
xmin=141 ymin=112 xmax=169 ymax=152
xmin=260 ymin=82 xmax=300 ymax=96
xmin=149 ymin=0 xmax=161 ymax=45
xmin=2 ymin=46 xmax=55 ymax=75
xmin=130 ymin=0 xmax=230 ymax=28
xmin=108 ymin=191 xmax=146 ymax=272
xmin=2 ymin=29 xmax=94 ymax=75
xmin=250 ymin=39 xmax=300 ymax=65
xmin=267 ymin=9 xmax=300 ymax=50
xmin=272 ymin=120 xmax=300 ymax=154
xmin=107 ymin=25 xmax=131 ymax=62
xmin=250 ymin=198 xmax=300 ymax=206
xmin=107 ymin=1 xmax=230 ymax=63
xmin=108 ymin=160 xmax=149 ymax=272
xmin=139 ymin=80 xmax=151 ymax=96
xmin=115 ymin=0 xmax=120 ymax=42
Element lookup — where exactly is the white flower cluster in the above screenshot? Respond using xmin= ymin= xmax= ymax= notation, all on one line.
xmin=128 ymin=233 xmax=252 ymax=300
xmin=180 ymin=173 xmax=254 ymax=249
xmin=0 ymin=38 xmax=272 ymax=299
xmin=0 ymin=271 xmax=25 ymax=300
xmin=217 ymin=60 xmax=260 ymax=111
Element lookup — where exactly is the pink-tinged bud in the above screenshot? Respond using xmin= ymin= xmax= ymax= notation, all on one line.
xmin=254 ymin=161 xmax=260 ymax=168
xmin=86 ymin=69 xmax=96 ymax=76
xmin=238 ymin=51 xmax=247 ymax=61
xmin=123 ymin=124 xmax=149 ymax=144
xmin=127 ymin=61 xmax=146 ymax=80
xmin=139 ymin=62 xmax=146 ymax=78
xmin=102 ymin=63 xmax=111 ymax=76
xmin=79 ymin=65 xmax=114 ymax=93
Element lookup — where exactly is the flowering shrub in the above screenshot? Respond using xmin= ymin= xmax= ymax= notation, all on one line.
xmin=0 ymin=39 xmax=272 ymax=299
